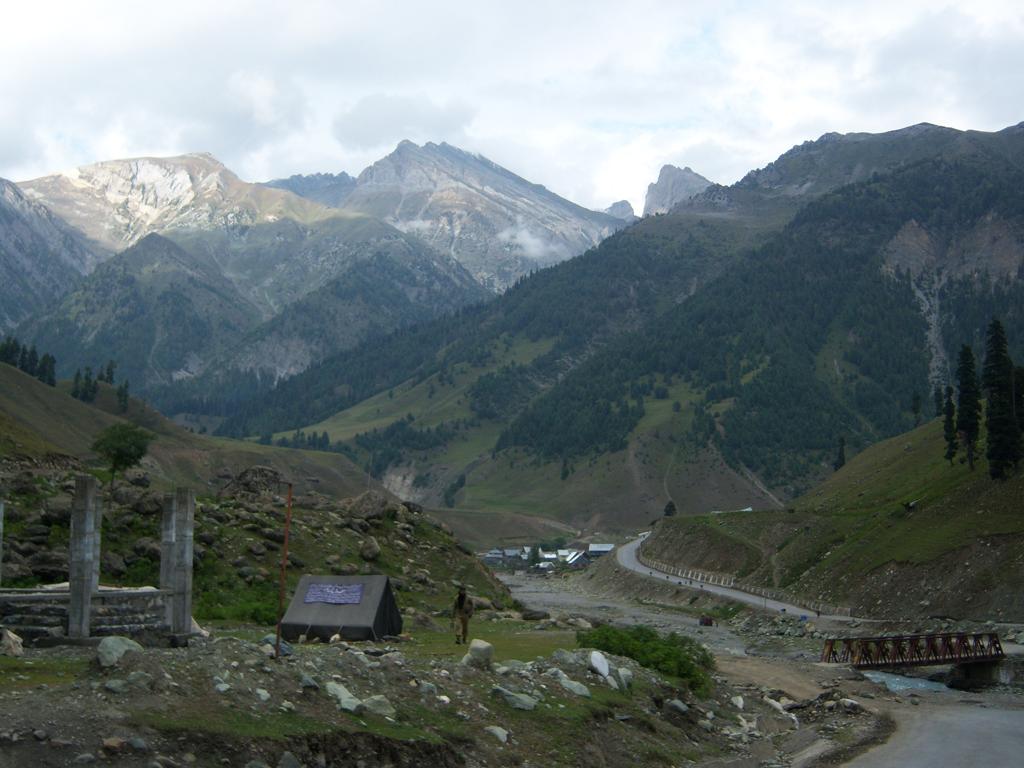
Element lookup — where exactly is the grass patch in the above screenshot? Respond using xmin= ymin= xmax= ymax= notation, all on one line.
xmin=404 ymin=622 xmax=577 ymax=663
xmin=0 ymin=656 xmax=88 ymax=691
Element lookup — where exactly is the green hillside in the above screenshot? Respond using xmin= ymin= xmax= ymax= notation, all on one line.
xmin=642 ymin=415 xmax=1024 ymax=620
xmin=0 ymin=363 xmax=370 ymax=500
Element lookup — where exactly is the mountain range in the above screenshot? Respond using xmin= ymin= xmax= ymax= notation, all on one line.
xmin=9 ymin=144 xmax=623 ymax=394
xmin=214 ymin=121 xmax=1024 ymax=534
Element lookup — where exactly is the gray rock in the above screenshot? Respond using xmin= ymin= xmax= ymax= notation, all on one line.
xmin=359 ymin=694 xmax=396 ymax=718
xmin=32 ymin=730 xmax=48 ymax=741
xmin=613 ymin=666 xmax=633 ymax=691
xmin=299 ymin=674 xmax=319 ymax=690
xmin=492 ymin=686 xmax=537 ymax=711
xmin=557 ymin=676 xmax=591 ymax=698
xmin=840 ymin=698 xmax=862 ymax=713
xmin=461 ymin=638 xmax=494 ymax=670
xmin=484 ymin=725 xmax=509 ymax=744
xmin=277 ymin=752 xmax=303 ymax=768
xmin=215 ymin=683 xmax=231 ymax=694
xmin=256 ymin=688 xmax=271 ymax=702
xmin=731 ymin=695 xmax=744 ymax=710
xmin=665 ymin=699 xmax=690 ymax=715
xmin=104 ymin=679 xmax=129 ymax=694
xmin=551 ymin=649 xmax=577 ymax=667
xmin=73 ymin=755 xmax=97 ymax=765
xmin=360 ymin=536 xmax=381 ymax=561
xmin=128 ymin=738 xmax=149 ymax=752
xmin=588 ymin=650 xmax=610 ymax=678
xmin=325 ymin=681 xmax=361 ymax=713
xmin=259 ymin=635 xmax=293 ymax=656
xmin=96 ymin=636 xmax=144 ymax=668
xmin=244 ymin=762 xmax=271 ymax=768
xmin=128 ymin=671 xmax=154 ymax=690
xmin=419 ymin=681 xmax=437 ymax=697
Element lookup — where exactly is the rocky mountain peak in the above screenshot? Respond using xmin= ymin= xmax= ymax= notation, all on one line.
xmin=643 ymin=165 xmax=713 ymax=215
xmin=604 ymin=200 xmax=637 ymax=222
xmin=339 ymin=140 xmax=623 ymax=291
xmin=18 ymin=154 xmax=332 ymax=252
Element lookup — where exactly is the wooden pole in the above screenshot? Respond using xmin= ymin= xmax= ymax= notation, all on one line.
xmin=275 ymin=483 xmax=294 ymax=659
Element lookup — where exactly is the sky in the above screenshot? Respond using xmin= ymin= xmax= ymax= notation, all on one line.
xmin=1 ymin=0 xmax=1022 ymax=212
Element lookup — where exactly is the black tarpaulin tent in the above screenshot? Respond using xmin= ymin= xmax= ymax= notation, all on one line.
xmin=280 ymin=574 xmax=403 ymax=642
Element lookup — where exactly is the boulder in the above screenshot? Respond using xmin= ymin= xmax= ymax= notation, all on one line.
xmin=521 ymin=609 xmax=550 ymax=621
xmin=557 ymin=676 xmax=591 ymax=698
xmin=97 ymin=636 xmax=144 ymax=668
xmin=461 ymin=639 xmax=494 ymax=670
xmin=731 ymin=695 xmax=744 ymax=710
xmin=277 ymin=752 xmax=303 ymax=768
xmin=360 ymin=537 xmax=381 ymax=561
xmin=1 ymin=628 xmax=24 ymax=657
xmin=484 ymin=726 xmax=509 ymax=744
xmin=588 ymin=651 xmax=610 ymax=678
xmin=326 ymin=682 xmax=361 ymax=713
xmin=359 ymin=695 xmax=396 ymax=718
xmin=492 ymin=686 xmax=537 ymax=711
xmin=665 ymin=699 xmax=690 ymax=715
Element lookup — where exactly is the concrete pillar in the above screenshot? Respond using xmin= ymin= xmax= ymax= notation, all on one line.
xmin=0 ymin=499 xmax=5 ymax=587
xmin=68 ymin=476 xmax=100 ymax=638
xmin=170 ymin=488 xmax=194 ymax=635
xmin=159 ymin=493 xmax=176 ymax=627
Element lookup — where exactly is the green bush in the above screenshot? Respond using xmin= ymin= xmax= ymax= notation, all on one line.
xmin=577 ymin=624 xmax=714 ymax=695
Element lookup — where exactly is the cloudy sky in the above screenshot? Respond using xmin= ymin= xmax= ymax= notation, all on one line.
xmin=2 ymin=0 xmax=1022 ymax=212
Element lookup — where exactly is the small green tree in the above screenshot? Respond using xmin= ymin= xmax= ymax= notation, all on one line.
xmin=91 ymin=423 xmax=153 ymax=487
xmin=943 ymin=386 xmax=958 ymax=466
xmin=911 ymin=392 xmax=922 ymax=425
xmin=933 ymin=385 xmax=944 ymax=418
xmin=663 ymin=500 xmax=677 ymax=517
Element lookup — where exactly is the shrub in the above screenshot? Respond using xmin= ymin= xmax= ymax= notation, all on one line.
xmin=577 ymin=624 xmax=714 ymax=695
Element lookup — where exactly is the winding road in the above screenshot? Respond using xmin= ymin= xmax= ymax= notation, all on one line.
xmin=615 ymin=535 xmax=852 ymax=620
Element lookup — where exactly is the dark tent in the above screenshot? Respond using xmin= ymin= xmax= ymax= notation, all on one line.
xmin=280 ymin=575 xmax=403 ymax=642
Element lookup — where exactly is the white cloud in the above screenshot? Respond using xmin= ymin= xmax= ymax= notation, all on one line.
xmin=1 ymin=0 xmax=1021 ymax=212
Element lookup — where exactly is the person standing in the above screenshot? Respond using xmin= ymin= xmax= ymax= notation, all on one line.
xmin=453 ymin=584 xmax=474 ymax=644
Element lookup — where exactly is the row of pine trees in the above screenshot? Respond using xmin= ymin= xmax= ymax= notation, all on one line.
xmin=939 ymin=319 xmax=1023 ymax=479
xmin=0 ymin=336 xmax=57 ymax=386
xmin=1 ymin=335 xmax=129 ymax=413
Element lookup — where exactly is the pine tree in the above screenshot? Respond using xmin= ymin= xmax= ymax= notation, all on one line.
xmin=81 ymin=367 xmax=97 ymax=403
xmin=943 ymin=386 xmax=958 ymax=465
xmin=982 ymin=319 xmax=1021 ymax=479
xmin=956 ymin=345 xmax=982 ymax=471
xmin=933 ymin=386 xmax=943 ymax=418
xmin=1016 ymin=366 xmax=1024 ymax=433
xmin=71 ymin=369 xmax=82 ymax=400
xmin=25 ymin=346 xmax=39 ymax=377
xmin=104 ymin=360 xmax=116 ymax=385
xmin=116 ymin=380 xmax=130 ymax=412
xmin=36 ymin=354 xmax=57 ymax=386
xmin=833 ymin=436 xmax=846 ymax=471
xmin=912 ymin=392 xmax=922 ymax=425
